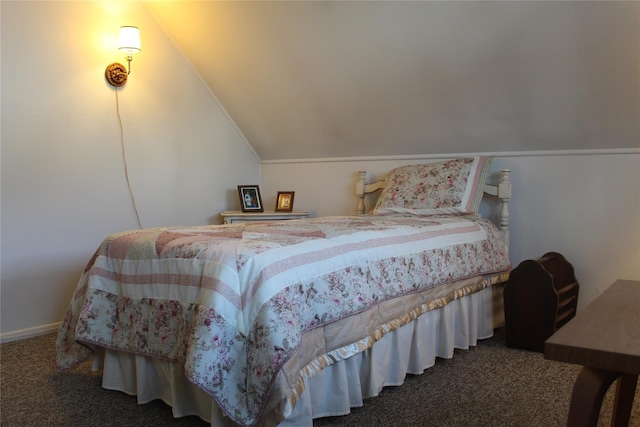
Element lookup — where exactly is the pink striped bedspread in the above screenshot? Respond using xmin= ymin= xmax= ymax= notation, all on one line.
xmin=55 ymin=215 xmax=510 ymax=426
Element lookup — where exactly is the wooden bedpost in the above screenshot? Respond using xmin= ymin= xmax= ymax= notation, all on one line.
xmin=356 ymin=170 xmax=367 ymax=215
xmin=482 ymin=168 xmax=512 ymax=248
xmin=355 ymin=170 xmax=386 ymax=215
xmin=498 ymin=169 xmax=512 ymax=247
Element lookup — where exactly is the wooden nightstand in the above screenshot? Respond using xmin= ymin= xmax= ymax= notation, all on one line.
xmin=221 ymin=211 xmax=309 ymax=224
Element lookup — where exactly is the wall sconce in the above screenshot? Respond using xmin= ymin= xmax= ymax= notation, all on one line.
xmin=105 ymin=26 xmax=141 ymax=87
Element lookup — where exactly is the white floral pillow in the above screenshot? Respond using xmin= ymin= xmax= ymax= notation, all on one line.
xmin=371 ymin=157 xmax=493 ymax=216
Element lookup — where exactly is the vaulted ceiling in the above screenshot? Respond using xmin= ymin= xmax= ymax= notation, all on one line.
xmin=146 ymin=1 xmax=639 ymax=161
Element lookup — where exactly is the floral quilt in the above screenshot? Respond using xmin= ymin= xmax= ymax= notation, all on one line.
xmin=55 ymin=215 xmax=510 ymax=426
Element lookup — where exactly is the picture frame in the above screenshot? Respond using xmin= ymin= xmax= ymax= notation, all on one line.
xmin=275 ymin=191 xmax=295 ymax=212
xmin=238 ymin=185 xmax=264 ymax=212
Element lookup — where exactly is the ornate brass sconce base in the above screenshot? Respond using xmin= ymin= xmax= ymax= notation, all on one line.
xmin=105 ymin=63 xmax=128 ymax=87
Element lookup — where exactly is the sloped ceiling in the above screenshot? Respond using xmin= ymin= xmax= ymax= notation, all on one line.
xmin=146 ymin=1 xmax=639 ymax=161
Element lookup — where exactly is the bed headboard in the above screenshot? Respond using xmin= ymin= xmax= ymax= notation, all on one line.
xmin=356 ymin=168 xmax=512 ymax=247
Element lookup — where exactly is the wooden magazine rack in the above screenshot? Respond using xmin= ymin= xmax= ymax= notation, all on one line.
xmin=504 ymin=252 xmax=579 ymax=352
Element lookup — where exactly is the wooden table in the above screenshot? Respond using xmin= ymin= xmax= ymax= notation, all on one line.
xmin=544 ymin=279 xmax=640 ymax=427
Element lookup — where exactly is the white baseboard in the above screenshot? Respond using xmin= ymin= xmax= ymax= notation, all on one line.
xmin=0 ymin=322 xmax=61 ymax=344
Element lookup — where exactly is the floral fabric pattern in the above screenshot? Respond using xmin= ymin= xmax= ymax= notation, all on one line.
xmin=372 ymin=157 xmax=492 ymax=216
xmin=55 ymin=216 xmax=509 ymax=426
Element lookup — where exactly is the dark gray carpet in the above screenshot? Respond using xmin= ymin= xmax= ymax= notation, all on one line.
xmin=1 ymin=328 xmax=638 ymax=426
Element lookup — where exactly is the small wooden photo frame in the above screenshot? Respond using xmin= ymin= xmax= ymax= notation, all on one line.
xmin=275 ymin=191 xmax=295 ymax=212
xmin=238 ymin=185 xmax=264 ymax=212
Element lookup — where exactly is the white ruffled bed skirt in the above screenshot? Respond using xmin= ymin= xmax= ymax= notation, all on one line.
xmin=93 ymin=285 xmax=499 ymax=427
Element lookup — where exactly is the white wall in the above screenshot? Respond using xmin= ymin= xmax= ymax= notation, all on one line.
xmin=2 ymin=1 xmax=639 ymax=341
xmin=261 ymin=152 xmax=640 ymax=311
xmin=147 ymin=1 xmax=640 ymax=160
xmin=0 ymin=1 xmax=259 ymax=339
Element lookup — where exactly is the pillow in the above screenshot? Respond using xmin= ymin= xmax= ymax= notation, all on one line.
xmin=371 ymin=156 xmax=493 ymax=216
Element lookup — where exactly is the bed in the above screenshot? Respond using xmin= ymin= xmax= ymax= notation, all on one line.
xmin=55 ymin=157 xmax=512 ymax=427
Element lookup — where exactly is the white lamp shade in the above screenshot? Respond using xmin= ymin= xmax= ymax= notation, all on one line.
xmin=118 ymin=26 xmax=141 ymax=54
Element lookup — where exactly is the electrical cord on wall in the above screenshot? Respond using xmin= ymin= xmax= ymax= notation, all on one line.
xmin=115 ymin=88 xmax=143 ymax=229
